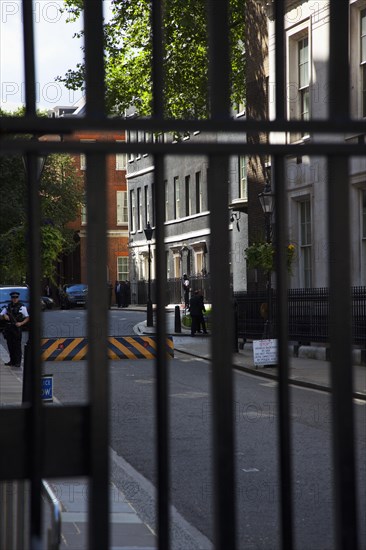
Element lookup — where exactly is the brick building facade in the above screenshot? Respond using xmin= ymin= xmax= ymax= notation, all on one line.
xmin=53 ymin=104 xmax=128 ymax=288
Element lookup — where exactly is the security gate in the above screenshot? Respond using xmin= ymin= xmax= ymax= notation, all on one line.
xmin=0 ymin=1 xmax=363 ymax=549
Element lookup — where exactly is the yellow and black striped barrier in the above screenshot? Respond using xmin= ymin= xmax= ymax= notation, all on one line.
xmin=40 ymin=336 xmax=174 ymax=361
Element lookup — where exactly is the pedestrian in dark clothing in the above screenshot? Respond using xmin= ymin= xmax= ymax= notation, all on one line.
xmin=125 ymin=280 xmax=131 ymax=306
xmin=44 ymin=284 xmax=52 ymax=298
xmin=182 ymin=274 xmax=190 ymax=309
xmin=189 ymin=289 xmax=204 ymax=336
xmin=198 ymin=290 xmax=208 ymax=334
xmin=0 ymin=291 xmax=29 ymax=367
xmin=121 ymin=281 xmax=129 ymax=307
xmin=115 ymin=280 xmax=122 ymax=307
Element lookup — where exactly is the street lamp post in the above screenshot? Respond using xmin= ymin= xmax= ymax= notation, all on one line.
xmin=144 ymin=222 xmax=154 ymax=327
xmin=258 ymin=181 xmax=275 ymax=338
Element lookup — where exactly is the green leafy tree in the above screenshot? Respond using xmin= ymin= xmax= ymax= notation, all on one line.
xmin=0 ymin=139 xmax=84 ymax=283
xmin=58 ymin=0 xmax=245 ymax=118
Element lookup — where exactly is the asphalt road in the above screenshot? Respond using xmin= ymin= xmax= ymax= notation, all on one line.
xmin=39 ymin=310 xmax=366 ymax=549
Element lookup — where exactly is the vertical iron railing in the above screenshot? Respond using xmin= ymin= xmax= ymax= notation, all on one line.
xmin=83 ymin=2 xmax=110 ymax=549
xmin=0 ymin=1 xmax=363 ymax=549
xmin=328 ymin=5 xmax=359 ymax=549
xmin=207 ymin=2 xmax=236 ymax=549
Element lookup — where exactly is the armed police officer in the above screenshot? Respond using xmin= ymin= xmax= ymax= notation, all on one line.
xmin=0 ymin=291 xmax=29 ymax=367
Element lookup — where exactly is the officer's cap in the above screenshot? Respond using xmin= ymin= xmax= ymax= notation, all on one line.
xmin=10 ymin=292 xmax=20 ymax=298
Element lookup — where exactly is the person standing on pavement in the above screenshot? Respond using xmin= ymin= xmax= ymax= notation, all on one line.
xmin=182 ymin=274 xmax=190 ymax=309
xmin=197 ymin=289 xmax=208 ymax=334
xmin=121 ymin=280 xmax=129 ymax=308
xmin=115 ymin=280 xmax=122 ymax=307
xmin=0 ymin=291 xmax=29 ymax=367
xmin=189 ymin=289 xmax=204 ymax=336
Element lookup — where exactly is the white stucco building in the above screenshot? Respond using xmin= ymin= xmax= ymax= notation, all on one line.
xmin=266 ymin=0 xmax=366 ymax=287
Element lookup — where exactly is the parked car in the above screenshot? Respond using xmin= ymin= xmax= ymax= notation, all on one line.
xmin=60 ymin=284 xmax=88 ymax=309
xmin=0 ymin=285 xmax=30 ymax=332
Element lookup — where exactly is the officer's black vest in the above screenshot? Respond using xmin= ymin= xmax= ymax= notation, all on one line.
xmin=7 ymin=302 xmax=25 ymax=323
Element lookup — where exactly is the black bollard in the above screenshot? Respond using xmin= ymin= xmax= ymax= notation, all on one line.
xmin=174 ymin=305 xmax=182 ymax=333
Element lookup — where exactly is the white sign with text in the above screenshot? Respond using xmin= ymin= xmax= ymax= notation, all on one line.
xmin=253 ymin=339 xmax=278 ymax=366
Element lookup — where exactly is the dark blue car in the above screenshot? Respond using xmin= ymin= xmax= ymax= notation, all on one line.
xmin=60 ymin=284 xmax=88 ymax=309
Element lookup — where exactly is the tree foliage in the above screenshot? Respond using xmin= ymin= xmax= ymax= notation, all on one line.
xmin=0 ymin=132 xmax=84 ymax=283
xmin=58 ymin=0 xmax=245 ymax=118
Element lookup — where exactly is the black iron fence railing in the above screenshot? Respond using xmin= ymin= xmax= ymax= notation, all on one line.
xmin=234 ymin=287 xmax=366 ymax=351
xmin=135 ymin=276 xmax=212 ymax=306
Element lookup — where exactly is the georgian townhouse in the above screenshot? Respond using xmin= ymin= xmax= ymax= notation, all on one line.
xmin=50 ymin=102 xmax=128 ymax=287
xmin=127 ymin=0 xmax=269 ymax=299
xmin=265 ymin=0 xmax=366 ymax=287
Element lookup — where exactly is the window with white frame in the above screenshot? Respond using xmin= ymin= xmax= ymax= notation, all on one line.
xmin=144 ymin=131 xmax=152 ymax=155
xmin=130 ymin=190 xmax=135 ymax=232
xmin=127 ymin=130 xmax=136 ymax=162
xmin=185 ymin=175 xmax=191 ymax=216
xmin=174 ymin=176 xmax=180 ymax=219
xmin=165 ymin=180 xmax=169 ymax=221
xmin=195 ymin=171 xmax=202 ymax=213
xmin=239 ymin=156 xmax=247 ymax=200
xmin=195 ymin=250 xmax=204 ymax=275
xmin=79 ymin=139 xmax=96 ymax=170
xmin=151 ymin=182 xmax=155 ymax=226
xmin=144 ymin=185 xmax=149 ymax=227
xmin=115 ymin=141 xmax=127 ymax=170
xmin=173 ymin=253 xmax=181 ymax=278
xmin=137 ymin=187 xmax=142 ymax=230
xmin=117 ymin=256 xmax=129 ymax=281
xmin=298 ymin=36 xmax=310 ymax=122
xmin=361 ymin=9 xmax=366 ymax=117
xmin=191 ymin=243 xmax=206 ymax=275
xmin=80 ymin=192 xmax=87 ymax=225
xmin=81 ymin=203 xmax=87 ymax=225
xmin=300 ymin=199 xmax=312 ymax=288
xmin=116 ymin=191 xmax=128 ymax=225
xmin=288 ymin=27 xmax=310 ymax=140
xmin=166 ymin=250 xmax=170 ymax=278
xmin=80 ymin=153 xmax=86 ymax=171
xmin=136 ymin=131 xmax=144 ymax=159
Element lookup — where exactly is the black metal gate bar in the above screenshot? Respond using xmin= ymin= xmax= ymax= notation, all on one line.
xmin=273 ymin=3 xmax=294 ymax=548
xmin=207 ymin=1 xmax=236 ymax=548
xmin=151 ymin=2 xmax=171 ymax=548
xmin=154 ymin=154 xmax=171 ymax=550
xmin=84 ymin=0 xmax=106 ymax=119
xmin=21 ymin=1 xmax=43 ymax=547
xmin=273 ymin=156 xmax=294 ymax=550
xmin=328 ymin=3 xmax=359 ymax=549
xmin=274 ymin=0 xmax=285 ymax=122
xmin=26 ymin=152 xmax=44 ymax=550
xmin=83 ymin=2 xmax=109 ymax=548
xmin=86 ymin=153 xmax=109 ymax=550
xmin=21 ymin=0 xmax=36 ymax=116
xmin=328 ymin=155 xmax=359 ymax=550
xmin=4 ymin=136 xmax=366 ymax=158
xmin=209 ymin=155 xmax=237 ymax=550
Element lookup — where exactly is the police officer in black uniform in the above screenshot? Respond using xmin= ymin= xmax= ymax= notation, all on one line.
xmin=0 ymin=291 xmax=29 ymax=367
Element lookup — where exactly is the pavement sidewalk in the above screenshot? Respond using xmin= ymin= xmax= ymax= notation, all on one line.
xmin=135 ymin=309 xmax=366 ymax=400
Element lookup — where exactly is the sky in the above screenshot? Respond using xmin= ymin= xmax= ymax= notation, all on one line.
xmin=0 ymin=1 xmax=112 ymax=113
